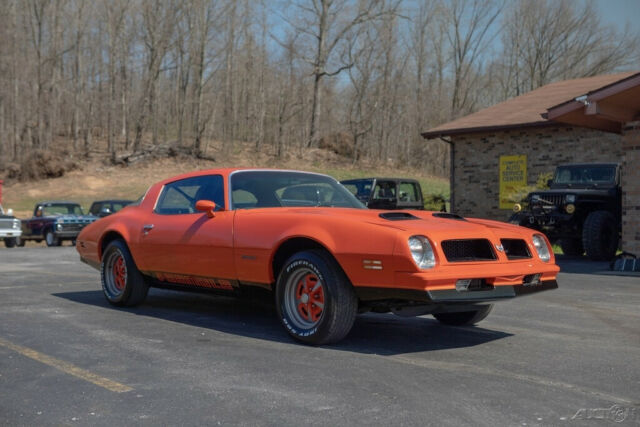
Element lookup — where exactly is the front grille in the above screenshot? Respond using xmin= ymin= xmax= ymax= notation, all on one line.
xmin=535 ymin=194 xmax=564 ymax=206
xmin=441 ymin=239 xmax=496 ymax=262
xmin=501 ymin=239 xmax=532 ymax=260
xmin=0 ymin=219 xmax=14 ymax=229
xmin=60 ymin=223 xmax=85 ymax=232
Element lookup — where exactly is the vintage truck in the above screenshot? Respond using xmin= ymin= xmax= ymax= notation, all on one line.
xmin=20 ymin=201 xmax=97 ymax=247
xmin=340 ymin=178 xmax=425 ymax=210
xmin=0 ymin=204 xmax=22 ymax=248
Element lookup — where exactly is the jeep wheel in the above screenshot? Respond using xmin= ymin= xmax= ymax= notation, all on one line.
xmin=433 ymin=305 xmax=493 ymax=326
xmin=559 ymin=238 xmax=584 ymax=256
xmin=4 ymin=238 xmax=16 ymax=248
xmin=45 ymin=230 xmax=60 ymax=247
xmin=276 ymin=250 xmax=357 ymax=345
xmin=101 ymin=239 xmax=149 ymax=306
xmin=582 ymin=210 xmax=618 ymax=261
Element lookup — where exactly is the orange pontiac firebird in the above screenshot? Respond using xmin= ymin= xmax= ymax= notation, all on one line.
xmin=77 ymin=168 xmax=559 ymax=344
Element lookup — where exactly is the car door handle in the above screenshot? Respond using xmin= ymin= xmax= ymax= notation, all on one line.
xmin=142 ymin=224 xmax=154 ymax=235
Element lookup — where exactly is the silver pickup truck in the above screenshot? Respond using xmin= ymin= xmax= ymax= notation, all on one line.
xmin=0 ymin=204 xmax=23 ymax=248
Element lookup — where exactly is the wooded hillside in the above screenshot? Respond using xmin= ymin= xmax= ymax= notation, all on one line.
xmin=0 ymin=0 xmax=637 ymax=179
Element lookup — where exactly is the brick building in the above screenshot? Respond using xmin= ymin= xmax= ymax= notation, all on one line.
xmin=422 ymin=72 xmax=640 ymax=254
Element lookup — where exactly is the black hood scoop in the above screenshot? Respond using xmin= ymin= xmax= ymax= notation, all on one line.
xmin=432 ymin=212 xmax=466 ymax=221
xmin=379 ymin=212 xmax=420 ymax=221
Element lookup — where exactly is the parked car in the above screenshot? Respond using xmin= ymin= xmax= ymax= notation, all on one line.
xmin=510 ymin=163 xmax=621 ymax=261
xmin=340 ymin=177 xmax=425 ymax=210
xmin=21 ymin=201 xmax=97 ymax=247
xmin=89 ymin=199 xmax=134 ymax=217
xmin=77 ymin=168 xmax=559 ymax=345
xmin=0 ymin=204 xmax=22 ymax=248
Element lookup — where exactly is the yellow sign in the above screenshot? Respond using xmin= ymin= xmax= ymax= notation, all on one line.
xmin=499 ymin=155 xmax=527 ymax=209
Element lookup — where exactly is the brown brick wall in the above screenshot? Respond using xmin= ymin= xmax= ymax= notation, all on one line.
xmin=451 ymin=126 xmax=623 ymax=221
xmin=621 ymin=122 xmax=640 ymax=255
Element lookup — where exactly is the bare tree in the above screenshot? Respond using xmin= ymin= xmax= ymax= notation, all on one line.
xmin=443 ymin=0 xmax=501 ymax=118
xmin=283 ymin=0 xmax=394 ymax=147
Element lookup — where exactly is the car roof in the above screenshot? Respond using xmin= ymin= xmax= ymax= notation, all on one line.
xmin=557 ymin=163 xmax=619 ymax=168
xmin=341 ymin=177 xmax=419 ymax=183
xmin=157 ymin=168 xmax=332 ymax=185
xmin=38 ymin=200 xmax=82 ymax=205
xmin=91 ymin=199 xmax=134 ymax=204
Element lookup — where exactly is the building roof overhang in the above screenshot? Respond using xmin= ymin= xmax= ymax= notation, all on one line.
xmin=544 ymin=72 xmax=640 ymax=133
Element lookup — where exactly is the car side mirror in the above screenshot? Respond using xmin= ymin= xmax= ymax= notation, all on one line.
xmin=547 ymin=179 xmax=553 ymax=187
xmin=195 ymin=200 xmax=218 ymax=218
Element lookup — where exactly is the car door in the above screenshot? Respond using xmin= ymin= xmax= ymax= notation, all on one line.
xmin=135 ymin=174 xmax=236 ymax=283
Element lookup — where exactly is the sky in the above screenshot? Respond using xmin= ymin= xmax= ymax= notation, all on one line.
xmin=592 ymin=0 xmax=640 ymax=29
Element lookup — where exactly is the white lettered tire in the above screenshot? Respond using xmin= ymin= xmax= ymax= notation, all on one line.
xmin=276 ymin=250 xmax=357 ymax=345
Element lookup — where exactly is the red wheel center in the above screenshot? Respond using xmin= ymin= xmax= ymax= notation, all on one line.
xmin=112 ymin=255 xmax=126 ymax=290
xmin=295 ymin=273 xmax=324 ymax=322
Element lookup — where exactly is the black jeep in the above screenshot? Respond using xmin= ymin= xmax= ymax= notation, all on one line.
xmin=340 ymin=178 xmax=424 ymax=210
xmin=510 ymin=163 xmax=620 ymax=261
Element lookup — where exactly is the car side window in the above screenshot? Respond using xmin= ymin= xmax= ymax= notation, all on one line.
xmin=89 ymin=203 xmax=101 ymax=215
xmin=155 ymin=175 xmax=224 ymax=215
xmin=398 ymin=182 xmax=420 ymax=202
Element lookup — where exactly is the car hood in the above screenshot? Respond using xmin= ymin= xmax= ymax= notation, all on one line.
xmin=280 ymin=207 xmax=526 ymax=239
xmin=535 ymin=188 xmax=614 ymax=197
xmin=49 ymin=215 xmax=97 ymax=223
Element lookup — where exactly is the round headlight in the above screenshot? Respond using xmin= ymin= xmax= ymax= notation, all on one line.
xmin=408 ymin=235 xmax=436 ymax=269
xmin=565 ymin=194 xmax=576 ymax=203
xmin=12 ymin=220 xmax=20 ymax=229
xmin=513 ymin=203 xmax=522 ymax=212
xmin=56 ymin=223 xmax=63 ymax=231
xmin=565 ymin=203 xmax=576 ymax=214
xmin=532 ymin=234 xmax=551 ymax=262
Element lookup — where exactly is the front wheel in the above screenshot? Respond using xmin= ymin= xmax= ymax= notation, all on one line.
xmin=582 ymin=210 xmax=618 ymax=261
xmin=433 ymin=305 xmax=493 ymax=326
xmin=276 ymin=250 xmax=357 ymax=345
xmin=101 ymin=239 xmax=149 ymax=306
xmin=45 ymin=230 xmax=60 ymax=247
xmin=4 ymin=238 xmax=16 ymax=248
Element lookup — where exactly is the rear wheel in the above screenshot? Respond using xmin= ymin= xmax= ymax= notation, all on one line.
xmin=559 ymin=238 xmax=584 ymax=256
xmin=45 ymin=230 xmax=60 ymax=247
xmin=276 ymin=250 xmax=357 ymax=345
xmin=101 ymin=239 xmax=149 ymax=306
xmin=433 ymin=305 xmax=493 ymax=326
xmin=582 ymin=210 xmax=618 ymax=261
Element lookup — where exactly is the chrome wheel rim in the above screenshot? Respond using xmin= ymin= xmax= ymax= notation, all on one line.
xmin=104 ymin=249 xmax=127 ymax=299
xmin=284 ymin=268 xmax=325 ymax=329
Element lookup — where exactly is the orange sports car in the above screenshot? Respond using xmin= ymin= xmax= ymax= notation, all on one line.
xmin=77 ymin=168 xmax=559 ymax=344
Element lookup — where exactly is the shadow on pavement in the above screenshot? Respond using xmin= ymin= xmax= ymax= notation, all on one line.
xmin=53 ymin=288 xmax=511 ymax=356
xmin=555 ymin=255 xmax=611 ymax=275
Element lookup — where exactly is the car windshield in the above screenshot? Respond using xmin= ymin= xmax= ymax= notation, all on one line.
xmin=231 ymin=171 xmax=366 ymax=209
xmin=341 ymin=179 xmax=374 ymax=202
xmin=553 ymin=165 xmax=616 ymax=186
xmin=41 ymin=204 xmax=83 ymax=216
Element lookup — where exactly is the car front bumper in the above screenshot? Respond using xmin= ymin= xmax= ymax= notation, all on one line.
xmin=0 ymin=228 xmax=22 ymax=238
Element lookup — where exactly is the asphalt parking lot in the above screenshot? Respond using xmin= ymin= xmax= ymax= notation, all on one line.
xmin=0 ymin=247 xmax=638 ymax=426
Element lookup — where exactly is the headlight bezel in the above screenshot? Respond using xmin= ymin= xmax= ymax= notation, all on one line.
xmin=408 ymin=235 xmax=437 ymax=270
xmin=565 ymin=194 xmax=576 ymax=204
xmin=532 ymin=234 xmax=551 ymax=262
